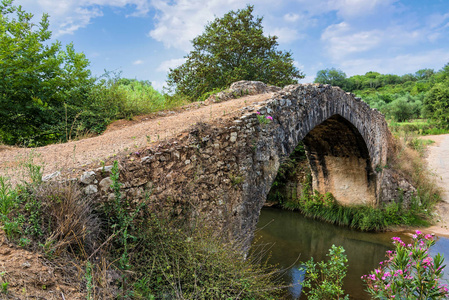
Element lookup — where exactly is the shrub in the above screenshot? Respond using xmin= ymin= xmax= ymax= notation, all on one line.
xmin=29 ymin=181 xmax=101 ymax=256
xmin=362 ymin=231 xmax=449 ymax=299
xmin=0 ymin=0 xmax=93 ymax=146
xmin=93 ymin=161 xmax=284 ymax=299
xmin=127 ymin=214 xmax=283 ymax=299
xmin=300 ymin=245 xmax=349 ymax=300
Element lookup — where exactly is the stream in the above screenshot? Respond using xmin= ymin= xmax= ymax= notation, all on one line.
xmin=253 ymin=207 xmax=449 ymax=299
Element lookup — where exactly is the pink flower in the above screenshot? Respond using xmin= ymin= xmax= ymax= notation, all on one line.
xmin=266 ymin=116 xmax=273 ymax=120
xmin=256 ymin=111 xmax=261 ymax=115
xmin=416 ymin=230 xmax=422 ymax=235
xmin=395 ymin=270 xmax=403 ymax=276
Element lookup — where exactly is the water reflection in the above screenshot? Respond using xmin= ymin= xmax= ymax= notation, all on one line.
xmin=254 ymin=208 xmax=406 ymax=299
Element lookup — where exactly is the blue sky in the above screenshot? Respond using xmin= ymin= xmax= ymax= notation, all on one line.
xmin=16 ymin=0 xmax=449 ymax=91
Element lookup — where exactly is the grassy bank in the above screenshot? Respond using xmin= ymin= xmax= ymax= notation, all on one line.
xmin=281 ymin=182 xmax=430 ymax=231
xmin=389 ymin=119 xmax=449 ymax=136
xmin=0 ymin=163 xmax=283 ymax=299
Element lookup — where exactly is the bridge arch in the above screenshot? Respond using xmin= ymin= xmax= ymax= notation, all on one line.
xmin=302 ymin=114 xmax=376 ymax=206
xmin=239 ymin=84 xmax=392 ymax=239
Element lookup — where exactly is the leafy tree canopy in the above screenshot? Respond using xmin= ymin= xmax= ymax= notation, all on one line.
xmin=314 ymin=68 xmax=347 ymax=87
xmin=0 ymin=0 xmax=93 ymax=145
xmin=423 ymin=83 xmax=449 ymax=125
xmin=166 ymin=5 xmax=304 ymax=100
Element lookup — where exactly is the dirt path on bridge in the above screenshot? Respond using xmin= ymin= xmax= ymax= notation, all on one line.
xmin=0 ymin=93 xmax=273 ymax=184
xmin=420 ymin=134 xmax=449 ymax=237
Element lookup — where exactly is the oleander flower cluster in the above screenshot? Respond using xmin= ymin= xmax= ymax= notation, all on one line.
xmin=362 ymin=231 xmax=448 ymax=299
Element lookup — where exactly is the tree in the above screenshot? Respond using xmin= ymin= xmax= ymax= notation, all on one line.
xmin=314 ymin=68 xmax=347 ymax=88
xmin=386 ymin=95 xmax=421 ymax=122
xmin=415 ymin=68 xmax=434 ymax=80
xmin=422 ymin=83 xmax=449 ymax=125
xmin=166 ymin=5 xmax=303 ymax=100
xmin=0 ymin=0 xmax=92 ymax=145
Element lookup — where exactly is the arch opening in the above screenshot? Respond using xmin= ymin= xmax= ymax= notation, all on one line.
xmin=302 ymin=114 xmax=376 ymax=206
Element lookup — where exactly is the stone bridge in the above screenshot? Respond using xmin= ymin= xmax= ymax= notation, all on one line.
xmin=78 ymin=82 xmax=409 ymax=244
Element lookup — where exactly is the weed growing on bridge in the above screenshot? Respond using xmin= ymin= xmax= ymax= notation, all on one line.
xmin=269 ymin=136 xmax=438 ymax=232
xmin=256 ymin=111 xmax=273 ymax=125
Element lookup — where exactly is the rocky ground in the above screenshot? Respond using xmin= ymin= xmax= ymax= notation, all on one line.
xmin=0 ymin=232 xmax=84 ymax=299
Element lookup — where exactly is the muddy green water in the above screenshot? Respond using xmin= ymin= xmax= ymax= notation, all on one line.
xmin=253 ymin=207 xmax=449 ymax=299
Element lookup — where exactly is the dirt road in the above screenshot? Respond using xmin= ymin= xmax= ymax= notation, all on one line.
xmin=0 ymin=93 xmax=273 ymax=184
xmin=422 ymin=134 xmax=449 ymax=237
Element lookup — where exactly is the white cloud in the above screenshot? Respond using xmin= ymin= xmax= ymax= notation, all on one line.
xmin=339 ymin=50 xmax=449 ymax=76
xmin=321 ymin=20 xmax=438 ymax=61
xmin=428 ymin=13 xmax=449 ymax=29
xmin=266 ymin=27 xmax=303 ymax=44
xmin=150 ymin=80 xmax=165 ymax=92
xmin=284 ymin=13 xmax=300 ymax=22
xmin=293 ymin=61 xmax=305 ymax=70
xmin=149 ymin=0 xmax=248 ymax=51
xmin=298 ymin=75 xmax=315 ymax=84
xmin=294 ymin=0 xmax=397 ymax=18
xmin=18 ymin=0 xmax=151 ymax=36
xmin=329 ymin=0 xmax=397 ymax=18
xmin=321 ymin=22 xmax=383 ymax=59
xmin=156 ymin=58 xmax=186 ymax=73
xmin=133 ymin=59 xmax=144 ymax=65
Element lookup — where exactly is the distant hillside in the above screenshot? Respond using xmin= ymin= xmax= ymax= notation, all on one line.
xmin=314 ymin=64 xmax=449 ymax=125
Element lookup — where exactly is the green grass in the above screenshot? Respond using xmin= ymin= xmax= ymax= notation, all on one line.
xmin=389 ymin=119 xmax=449 ymax=136
xmin=281 ymin=189 xmax=430 ymax=232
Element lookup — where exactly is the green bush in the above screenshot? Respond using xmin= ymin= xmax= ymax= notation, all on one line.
xmin=422 ymin=83 xmax=449 ymax=126
xmin=0 ymin=1 xmax=172 ymax=146
xmin=126 ymin=215 xmax=283 ymax=299
xmin=0 ymin=0 xmax=94 ymax=146
xmin=300 ymin=245 xmax=349 ymax=300
xmin=0 ymin=161 xmax=285 ymax=298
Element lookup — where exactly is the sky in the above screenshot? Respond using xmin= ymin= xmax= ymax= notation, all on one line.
xmin=14 ymin=0 xmax=449 ymax=92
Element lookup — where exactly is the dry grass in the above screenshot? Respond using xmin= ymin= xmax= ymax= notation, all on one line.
xmin=388 ymin=132 xmax=442 ymax=208
xmin=31 ymin=181 xmax=102 ymax=257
